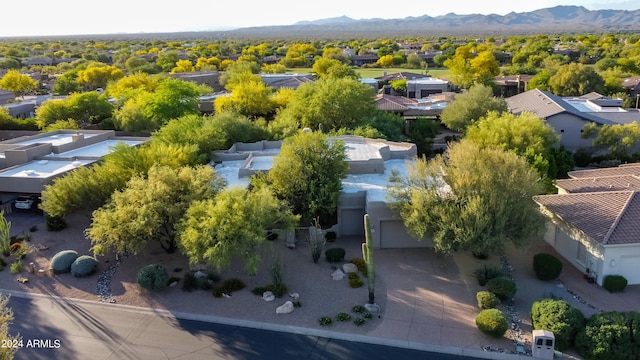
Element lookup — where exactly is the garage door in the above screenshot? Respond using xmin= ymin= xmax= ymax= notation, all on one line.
xmin=380 ymin=220 xmax=428 ymax=248
xmin=619 ymin=256 xmax=640 ymax=285
xmin=341 ymin=209 xmax=364 ymax=236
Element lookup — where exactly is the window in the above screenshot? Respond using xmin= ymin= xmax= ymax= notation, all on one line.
xmin=577 ymin=242 xmax=587 ymax=266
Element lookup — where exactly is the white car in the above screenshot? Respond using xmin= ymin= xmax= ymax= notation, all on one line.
xmin=14 ymin=196 xmax=37 ymax=210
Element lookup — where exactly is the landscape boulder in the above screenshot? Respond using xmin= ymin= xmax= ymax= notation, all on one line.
xmin=276 ymin=301 xmax=294 ymax=314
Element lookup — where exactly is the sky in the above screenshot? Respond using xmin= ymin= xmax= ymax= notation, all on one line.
xmin=1 ymin=0 xmax=638 ymax=37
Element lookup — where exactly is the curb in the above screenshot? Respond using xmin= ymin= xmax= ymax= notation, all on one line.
xmin=0 ymin=289 xmax=528 ymax=359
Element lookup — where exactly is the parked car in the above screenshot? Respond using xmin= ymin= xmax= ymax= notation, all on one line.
xmin=14 ymin=195 xmax=38 ymax=210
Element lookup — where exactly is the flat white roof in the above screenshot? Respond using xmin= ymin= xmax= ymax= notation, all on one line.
xmin=0 ymin=159 xmax=96 ymax=179
xmin=214 ymin=161 xmax=250 ymax=188
xmin=48 ymin=139 xmax=143 ymax=158
xmin=344 ymin=141 xmax=383 ymax=161
xmin=342 ymin=159 xmax=411 ymax=202
xmin=14 ymin=133 xmax=99 ymax=147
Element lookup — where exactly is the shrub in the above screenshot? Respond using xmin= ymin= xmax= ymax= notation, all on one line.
xmin=181 ymin=272 xmax=199 ymax=292
xmin=363 ymin=312 xmax=373 ymax=320
xmin=0 ymin=257 xmax=6 ymax=267
xmin=292 ymin=300 xmax=302 ymax=308
xmin=137 ymin=264 xmax=169 ymax=292
xmin=221 ymin=278 xmax=246 ymax=292
xmin=319 ymin=316 xmax=333 ymax=326
xmin=29 ymin=225 xmax=38 ymax=232
xmin=531 ymin=299 xmax=585 ymax=351
xmin=472 ymin=250 xmax=489 ymax=259
xmin=476 ymin=291 xmax=500 ymax=309
xmin=349 ymin=272 xmax=364 ymax=288
xmin=10 ymin=260 xmax=22 ymax=274
xmin=50 ymin=250 xmax=78 ymax=274
xmin=354 ymin=318 xmax=366 ymax=326
xmin=352 ymin=305 xmax=366 ymax=313
xmin=486 ymin=277 xmax=517 ymax=301
xmin=45 ymin=214 xmax=66 ymax=232
xmin=10 ymin=242 xmax=26 ymax=259
xmin=270 ymin=257 xmax=287 ymax=297
xmin=325 ymin=247 xmax=345 ymax=263
xmin=533 ymin=253 xmax=563 ymax=281
xmin=603 ymin=275 xmax=628 ymax=293
xmin=473 ymin=265 xmax=504 ymax=286
xmin=476 ymin=309 xmax=508 ymax=338
xmin=350 ymin=258 xmax=368 ymax=277
xmin=325 ymin=231 xmax=337 ymax=242
xmin=576 ymin=311 xmax=640 ymax=360
xmin=336 ymin=312 xmax=351 ymax=322
xmin=70 ymin=255 xmax=98 ymax=277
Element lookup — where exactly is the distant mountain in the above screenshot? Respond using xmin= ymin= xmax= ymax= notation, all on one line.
xmin=227 ymin=6 xmax=640 ymax=38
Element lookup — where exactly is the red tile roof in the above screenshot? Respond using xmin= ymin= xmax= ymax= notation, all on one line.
xmin=568 ymin=166 xmax=640 ymax=179
xmin=556 ymin=175 xmax=640 ymax=193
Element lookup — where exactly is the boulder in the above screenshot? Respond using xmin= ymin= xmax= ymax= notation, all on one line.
xmin=364 ymin=303 xmax=382 ymax=313
xmin=262 ymin=291 xmax=275 ymax=302
xmin=276 ymin=301 xmax=294 ymax=314
xmin=289 ymin=292 xmax=300 ymax=300
xmin=331 ymin=269 xmax=344 ymax=280
xmin=194 ymin=271 xmax=207 ymax=279
xmin=342 ymin=263 xmax=358 ymax=274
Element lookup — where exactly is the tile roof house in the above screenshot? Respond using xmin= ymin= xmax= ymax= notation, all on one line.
xmin=506 ymin=89 xmax=640 ymax=151
xmin=534 ymin=163 xmax=640 ymax=285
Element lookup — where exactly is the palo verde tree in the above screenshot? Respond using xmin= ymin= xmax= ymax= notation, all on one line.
xmin=548 ymin=63 xmax=605 ymax=96
xmin=35 ymin=91 xmax=114 ymax=129
xmin=0 ymin=295 xmax=21 ymax=360
xmin=440 ymin=84 xmax=508 ymax=133
xmin=267 ymin=131 xmax=348 ymax=225
xmin=0 ymin=70 xmax=38 ymax=99
xmin=179 ymin=186 xmax=299 ymax=274
xmin=87 ymin=164 xmax=223 ymax=255
xmin=582 ymin=121 xmax=640 ymax=160
xmin=389 ymin=140 xmax=545 ymax=254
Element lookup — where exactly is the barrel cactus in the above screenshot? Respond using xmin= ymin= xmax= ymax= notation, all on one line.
xmin=71 ymin=255 xmax=99 ymax=277
xmin=50 ymin=250 xmax=79 ymax=274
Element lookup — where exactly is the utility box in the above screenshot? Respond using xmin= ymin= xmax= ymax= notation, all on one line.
xmin=532 ymin=329 xmax=555 ymax=359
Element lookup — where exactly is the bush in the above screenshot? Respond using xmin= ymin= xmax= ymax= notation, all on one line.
xmin=45 ymin=214 xmax=67 ymax=232
xmin=531 ymin=299 xmax=585 ymax=351
xmin=354 ymin=318 xmax=366 ymax=326
xmin=70 ymin=255 xmax=98 ymax=277
xmin=473 ymin=265 xmax=504 ymax=286
xmin=325 ymin=247 xmax=345 ymax=263
xmin=0 ymin=257 xmax=6 ymax=267
xmin=472 ymin=250 xmax=488 ymax=259
xmin=476 ymin=309 xmax=508 ymax=338
xmin=10 ymin=242 xmax=26 ymax=259
xmin=319 ymin=316 xmax=333 ymax=326
xmin=50 ymin=250 xmax=78 ymax=274
xmin=181 ymin=272 xmax=199 ymax=292
xmin=486 ymin=277 xmax=517 ymax=301
xmin=137 ymin=264 xmax=169 ymax=292
xmin=573 ymin=148 xmax=592 ymax=167
xmin=352 ymin=305 xmax=366 ymax=313
xmin=476 ymin=291 xmax=500 ymax=309
xmin=10 ymin=260 xmax=22 ymax=274
xmin=576 ymin=311 xmax=640 ymax=360
xmin=349 ymin=272 xmax=364 ymax=288
xmin=336 ymin=312 xmax=351 ymax=322
xmin=214 ymin=278 xmax=246 ymax=297
xmin=603 ymin=275 xmax=628 ymax=293
xmin=350 ymin=258 xmax=368 ymax=277
xmin=533 ymin=253 xmax=563 ymax=281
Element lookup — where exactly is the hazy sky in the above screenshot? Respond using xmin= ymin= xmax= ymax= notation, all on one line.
xmin=1 ymin=0 xmax=638 ymax=37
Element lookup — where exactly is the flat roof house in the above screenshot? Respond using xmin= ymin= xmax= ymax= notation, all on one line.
xmin=0 ymin=130 xmax=148 ymax=194
xmin=212 ymin=135 xmax=431 ymax=249
xmin=535 ymin=163 xmax=640 ymax=286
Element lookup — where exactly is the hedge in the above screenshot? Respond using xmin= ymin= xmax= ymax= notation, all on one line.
xmin=576 ymin=311 xmax=640 ymax=360
xmin=533 ymin=253 xmax=563 ymax=281
xmin=476 ymin=309 xmax=508 ymax=338
xmin=531 ymin=298 xmax=585 ymax=351
xmin=603 ymin=275 xmax=628 ymax=293
xmin=486 ymin=277 xmax=517 ymax=301
xmin=476 ymin=291 xmax=500 ymax=309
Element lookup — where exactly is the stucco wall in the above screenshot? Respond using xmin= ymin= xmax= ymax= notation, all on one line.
xmin=545 ymin=114 xmax=594 ymax=150
xmin=601 ymin=245 xmax=640 ymax=285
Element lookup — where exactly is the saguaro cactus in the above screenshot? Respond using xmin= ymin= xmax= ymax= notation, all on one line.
xmin=362 ymin=214 xmax=375 ymax=304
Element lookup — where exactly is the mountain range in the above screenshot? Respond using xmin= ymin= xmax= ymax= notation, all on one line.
xmin=227 ymin=6 xmax=640 ymax=38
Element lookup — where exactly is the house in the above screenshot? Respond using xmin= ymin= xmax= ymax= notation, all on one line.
xmin=493 ymin=74 xmax=533 ymax=98
xmin=0 ymin=130 xmax=148 ymax=194
xmin=622 ymin=76 xmax=640 ymax=104
xmin=534 ymin=164 xmax=640 ymax=286
xmin=506 ymin=89 xmax=640 ymax=151
xmin=212 ymin=135 xmax=430 ymax=249
xmin=260 ymin=74 xmax=314 ymax=90
xmin=375 ymin=93 xmax=450 ymax=119
xmin=169 ymin=71 xmax=221 ymax=92
xmin=375 ymin=72 xmax=431 ymax=82
xmin=1 ymin=102 xmax=35 ymax=119
xmin=406 ymin=78 xmax=451 ymax=99
xmin=349 ymin=54 xmax=379 ymax=67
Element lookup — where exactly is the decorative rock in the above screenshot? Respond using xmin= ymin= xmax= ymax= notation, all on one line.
xmin=342 ymin=263 xmax=358 ymax=274
xmin=28 ymin=262 xmax=36 ymax=274
xmin=289 ymin=292 xmax=300 ymax=300
xmin=276 ymin=301 xmax=294 ymax=314
xmin=194 ymin=271 xmax=207 ymax=279
xmin=364 ymin=303 xmax=382 ymax=313
xmin=37 ymin=269 xmax=46 ymax=276
xmin=169 ymin=281 xmax=178 ymax=288
xmin=222 ymin=293 xmax=232 ymax=298
xmin=262 ymin=291 xmax=275 ymax=302
xmin=331 ymin=269 xmax=344 ymax=280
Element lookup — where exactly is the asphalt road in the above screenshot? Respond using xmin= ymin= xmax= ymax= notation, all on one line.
xmin=5 ymin=294 xmax=485 ymax=360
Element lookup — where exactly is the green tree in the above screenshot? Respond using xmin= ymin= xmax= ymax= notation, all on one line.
xmin=152 ymin=114 xmax=226 ymax=163
xmin=52 ymin=71 xmax=80 ymax=95
xmin=0 ymin=295 xmax=21 ymax=360
xmin=548 ymin=63 xmax=605 ymax=96
xmin=0 ymin=57 xmax=21 ymax=70
xmin=359 ymin=111 xmax=406 ymax=142
xmin=106 ymin=72 xmax=160 ymax=103
xmin=35 ymin=91 xmax=114 ymax=128
xmin=406 ymin=117 xmax=439 ymax=156
xmin=444 ymin=45 xmax=499 ymax=88
xmin=312 ymin=58 xmax=357 ymax=79
xmin=528 ymin=69 xmax=553 ymax=91
xmin=214 ymin=79 xmax=276 ymax=118
xmin=281 ymin=43 xmax=316 ymax=67
xmin=88 ymin=165 xmax=223 ymax=255
xmin=155 ymin=50 xmax=180 ymax=72
xmin=440 ymin=84 xmax=508 ymax=132
xmin=273 ymin=77 xmax=376 ymax=134
xmin=389 ymin=140 xmax=545 ymax=254
xmin=267 ymin=131 xmax=348 ymax=224
xmin=582 ymin=122 xmax=640 ymax=159
xmin=179 ymin=187 xmax=298 ymax=274
xmin=0 ymin=70 xmax=38 ymax=98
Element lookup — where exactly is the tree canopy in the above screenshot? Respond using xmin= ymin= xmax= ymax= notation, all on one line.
xmin=389 ymin=140 xmax=545 ymax=254
xmin=35 ymin=91 xmax=114 ymax=129
xmin=267 ymin=131 xmax=348 ymax=224
xmin=582 ymin=122 xmax=640 ymax=159
xmin=440 ymin=84 xmax=508 ymax=133
xmin=0 ymin=70 xmax=38 ymax=98
xmin=179 ymin=186 xmax=298 ymax=274
xmin=87 ymin=164 xmax=223 ymax=255
xmin=548 ymin=63 xmax=605 ymax=96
